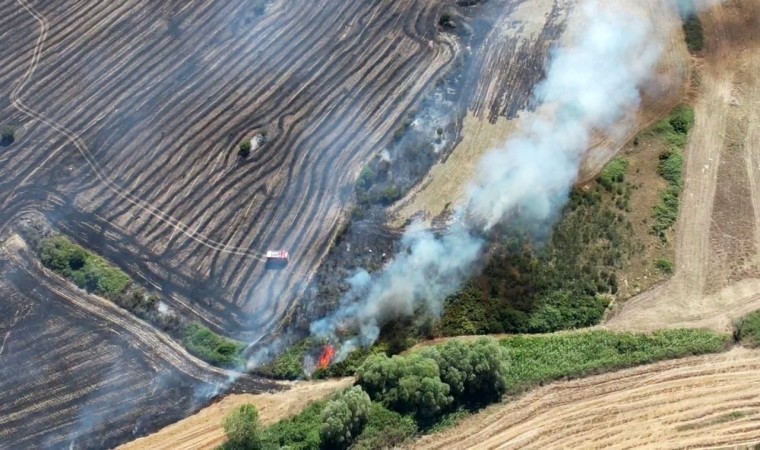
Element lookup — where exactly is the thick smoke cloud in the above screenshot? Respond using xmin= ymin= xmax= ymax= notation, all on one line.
xmin=307 ymin=0 xmax=682 ymax=359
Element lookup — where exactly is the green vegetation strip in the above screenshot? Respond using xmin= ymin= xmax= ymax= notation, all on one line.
xmin=38 ymin=235 xmax=244 ymax=368
xmin=501 ymin=329 xmax=727 ymax=391
xmin=647 ymin=105 xmax=694 ymax=239
xmin=224 ymin=328 xmax=729 ymax=450
xmin=40 ymin=235 xmax=132 ymax=297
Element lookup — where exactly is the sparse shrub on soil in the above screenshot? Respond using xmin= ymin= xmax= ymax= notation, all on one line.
xmin=649 ymin=105 xmax=693 ymax=240
xmin=682 ymin=15 xmax=705 ymax=53
xmin=655 ymin=258 xmax=674 ymax=274
xmin=183 ymin=322 xmax=245 ymax=368
xmin=0 ymin=125 xmax=15 ymax=145
xmin=734 ymin=310 xmax=760 ymax=348
xmin=239 ymin=140 xmax=252 ymax=158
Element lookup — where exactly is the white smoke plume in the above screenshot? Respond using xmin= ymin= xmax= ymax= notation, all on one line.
xmin=309 ymin=0 xmax=687 ymax=359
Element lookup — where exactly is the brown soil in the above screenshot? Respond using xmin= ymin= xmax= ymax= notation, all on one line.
xmin=119 ymin=378 xmax=353 ymax=450
xmin=607 ymin=0 xmax=760 ymax=332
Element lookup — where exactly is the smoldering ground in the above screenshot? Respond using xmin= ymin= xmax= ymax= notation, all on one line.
xmin=307 ymin=0 xmax=703 ymax=360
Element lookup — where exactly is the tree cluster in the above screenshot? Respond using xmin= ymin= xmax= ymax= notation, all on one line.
xmin=356 ymin=338 xmax=509 ymax=420
xmin=320 ymin=386 xmax=372 ymax=448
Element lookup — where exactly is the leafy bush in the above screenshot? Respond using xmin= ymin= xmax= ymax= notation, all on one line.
xmin=0 ymin=125 xmax=14 ymax=145
xmin=357 ymin=353 xmax=452 ymax=421
xmin=351 ymin=402 xmax=417 ymax=450
xmin=40 ymin=235 xmax=131 ymax=297
xmin=501 ymin=329 xmax=728 ymax=391
xmin=668 ymin=105 xmax=695 ymax=135
xmin=658 ymin=150 xmax=684 ymax=187
xmin=182 ymin=322 xmax=245 ymax=368
xmin=598 ymin=158 xmax=629 ymax=191
xmin=320 ymin=386 xmax=372 ymax=449
xmin=356 ymin=166 xmax=376 ymax=193
xmin=239 ymin=140 xmax=252 ymax=158
xmin=734 ymin=310 xmax=760 ymax=348
xmin=224 ymin=404 xmax=262 ymax=450
xmin=655 ymin=258 xmax=674 ymax=274
xmin=261 ymin=400 xmax=325 ymax=450
xmin=419 ymin=337 xmax=509 ymax=405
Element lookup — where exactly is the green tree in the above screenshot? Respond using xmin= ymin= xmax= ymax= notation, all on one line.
xmin=239 ymin=140 xmax=252 ymax=158
xmin=420 ymin=337 xmax=510 ymax=405
xmin=357 ymin=354 xmax=452 ymax=420
xmin=0 ymin=125 xmax=14 ymax=145
xmin=223 ymin=404 xmax=262 ymax=450
xmin=320 ymin=386 xmax=372 ymax=448
xmin=356 ymin=166 xmax=375 ymax=192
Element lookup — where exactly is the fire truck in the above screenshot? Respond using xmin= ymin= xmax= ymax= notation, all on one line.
xmin=265 ymin=250 xmax=289 ymax=268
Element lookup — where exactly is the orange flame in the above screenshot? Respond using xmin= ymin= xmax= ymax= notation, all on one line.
xmin=318 ymin=345 xmax=336 ymax=370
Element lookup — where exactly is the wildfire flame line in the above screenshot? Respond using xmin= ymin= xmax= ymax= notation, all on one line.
xmin=318 ymin=345 xmax=336 ymax=370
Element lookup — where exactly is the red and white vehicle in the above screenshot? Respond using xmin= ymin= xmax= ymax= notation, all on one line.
xmin=265 ymin=250 xmax=289 ymax=263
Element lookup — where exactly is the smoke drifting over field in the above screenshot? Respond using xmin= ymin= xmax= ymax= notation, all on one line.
xmin=308 ymin=1 xmax=667 ymax=358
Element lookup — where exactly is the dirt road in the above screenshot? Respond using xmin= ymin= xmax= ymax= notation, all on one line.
xmin=411 ymin=347 xmax=760 ymax=450
xmin=607 ymin=0 xmax=760 ymax=332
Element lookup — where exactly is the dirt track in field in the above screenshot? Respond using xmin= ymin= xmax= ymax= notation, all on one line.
xmin=120 ymin=378 xmax=354 ymax=450
xmin=607 ymin=0 xmax=760 ymax=332
xmin=410 ymin=347 xmax=760 ymax=450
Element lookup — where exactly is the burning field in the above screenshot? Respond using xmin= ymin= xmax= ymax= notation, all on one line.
xmin=0 ymin=0 xmax=728 ymax=447
xmin=0 ymin=0 xmax=467 ymax=446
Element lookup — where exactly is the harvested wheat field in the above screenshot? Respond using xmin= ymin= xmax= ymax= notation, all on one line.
xmin=411 ymin=347 xmax=760 ymax=450
xmin=120 ymin=377 xmax=353 ymax=450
